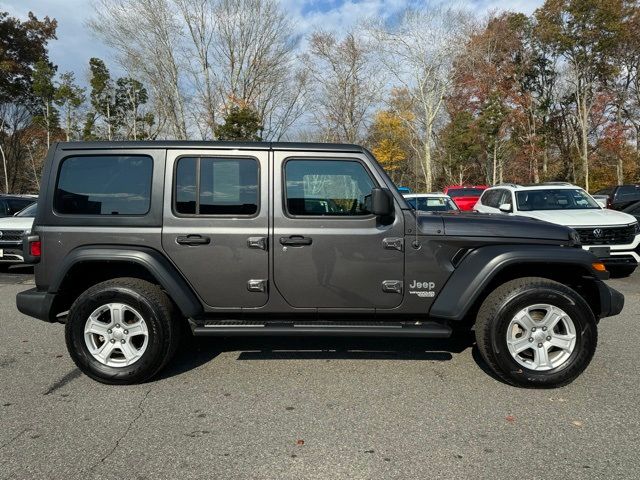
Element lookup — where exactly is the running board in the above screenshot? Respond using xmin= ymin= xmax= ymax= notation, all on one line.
xmin=191 ymin=320 xmax=452 ymax=338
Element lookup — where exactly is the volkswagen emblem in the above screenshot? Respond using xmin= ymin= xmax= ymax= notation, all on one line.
xmin=593 ymin=228 xmax=604 ymax=239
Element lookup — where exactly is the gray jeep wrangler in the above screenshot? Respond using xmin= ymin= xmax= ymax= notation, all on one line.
xmin=17 ymin=141 xmax=623 ymax=387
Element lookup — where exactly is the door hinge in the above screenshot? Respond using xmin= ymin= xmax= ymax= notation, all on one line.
xmin=382 ymin=237 xmax=404 ymax=251
xmin=382 ymin=280 xmax=403 ymax=294
xmin=247 ymin=236 xmax=268 ymax=250
xmin=247 ymin=279 xmax=267 ymax=292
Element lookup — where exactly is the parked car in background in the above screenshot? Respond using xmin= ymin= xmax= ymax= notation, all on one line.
xmin=0 ymin=202 xmax=36 ymax=265
xmin=0 ymin=195 xmax=36 ymax=218
xmin=442 ymin=185 xmax=488 ymax=211
xmin=474 ymin=183 xmax=640 ymax=278
xmin=593 ymin=184 xmax=640 ymax=210
xmin=403 ymin=193 xmax=459 ymax=213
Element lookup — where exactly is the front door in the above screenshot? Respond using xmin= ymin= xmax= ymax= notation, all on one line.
xmin=272 ymin=152 xmax=405 ymax=309
xmin=162 ymin=149 xmax=269 ymax=308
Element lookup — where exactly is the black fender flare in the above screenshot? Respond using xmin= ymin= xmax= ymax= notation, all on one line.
xmin=51 ymin=246 xmax=203 ymax=318
xmin=429 ymin=245 xmax=602 ymax=321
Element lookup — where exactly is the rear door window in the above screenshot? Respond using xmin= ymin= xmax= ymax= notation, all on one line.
xmin=174 ymin=157 xmax=259 ymax=216
xmin=55 ymin=155 xmax=153 ymax=215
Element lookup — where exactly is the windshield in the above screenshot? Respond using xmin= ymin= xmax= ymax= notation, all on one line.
xmin=406 ymin=196 xmax=458 ymax=212
xmin=16 ymin=202 xmax=37 ymax=217
xmin=446 ymin=188 xmax=485 ymax=198
xmin=516 ymin=189 xmax=600 ymax=211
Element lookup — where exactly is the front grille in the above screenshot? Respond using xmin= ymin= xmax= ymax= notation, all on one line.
xmin=574 ymin=225 xmax=637 ymax=245
xmin=0 ymin=230 xmax=24 ymax=242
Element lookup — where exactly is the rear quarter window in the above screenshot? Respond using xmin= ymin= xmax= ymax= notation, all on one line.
xmin=54 ymin=155 xmax=153 ymax=215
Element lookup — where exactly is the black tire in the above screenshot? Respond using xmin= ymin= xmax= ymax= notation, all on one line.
xmin=607 ymin=265 xmax=636 ymax=279
xmin=475 ymin=277 xmax=597 ymax=388
xmin=65 ymin=278 xmax=182 ymax=385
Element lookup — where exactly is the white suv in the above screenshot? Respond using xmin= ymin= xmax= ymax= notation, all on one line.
xmin=474 ymin=183 xmax=640 ymax=277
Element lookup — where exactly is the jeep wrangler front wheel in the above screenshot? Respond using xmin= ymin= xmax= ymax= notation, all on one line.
xmin=65 ymin=278 xmax=182 ymax=385
xmin=475 ymin=277 xmax=597 ymax=388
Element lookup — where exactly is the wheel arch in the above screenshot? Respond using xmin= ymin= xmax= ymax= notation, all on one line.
xmin=429 ymin=245 xmax=604 ymax=323
xmin=50 ymin=246 xmax=203 ymax=319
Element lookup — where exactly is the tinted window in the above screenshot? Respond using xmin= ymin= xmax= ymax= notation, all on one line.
xmin=174 ymin=157 xmax=258 ymax=216
xmin=516 ymin=189 xmax=600 ymax=211
xmin=0 ymin=200 xmax=7 ymax=216
xmin=285 ymin=160 xmax=375 ymax=216
xmin=55 ymin=155 xmax=152 ymax=215
xmin=447 ymin=188 xmax=485 ymax=198
xmin=594 ymin=187 xmax=614 ymax=195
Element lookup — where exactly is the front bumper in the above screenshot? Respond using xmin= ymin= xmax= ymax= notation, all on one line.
xmin=596 ymin=280 xmax=624 ymax=318
xmin=0 ymin=243 xmax=25 ymax=263
xmin=16 ymin=288 xmax=57 ymax=322
xmin=581 ymin=234 xmax=640 ymax=263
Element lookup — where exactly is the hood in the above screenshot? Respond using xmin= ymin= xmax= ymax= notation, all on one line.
xmin=416 ymin=212 xmax=574 ymax=244
xmin=516 ymin=208 xmax=637 ymax=227
xmin=0 ymin=216 xmax=35 ymax=231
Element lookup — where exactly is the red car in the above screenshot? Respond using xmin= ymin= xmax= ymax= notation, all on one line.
xmin=442 ymin=185 xmax=489 ymax=211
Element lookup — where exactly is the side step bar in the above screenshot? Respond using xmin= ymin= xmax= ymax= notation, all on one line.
xmin=191 ymin=320 xmax=452 ymax=338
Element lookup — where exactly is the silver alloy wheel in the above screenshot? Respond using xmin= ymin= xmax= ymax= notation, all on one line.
xmin=506 ymin=304 xmax=577 ymax=371
xmin=84 ymin=303 xmax=149 ymax=368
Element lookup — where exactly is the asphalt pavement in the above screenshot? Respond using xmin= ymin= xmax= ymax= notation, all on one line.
xmin=0 ymin=268 xmax=639 ymax=479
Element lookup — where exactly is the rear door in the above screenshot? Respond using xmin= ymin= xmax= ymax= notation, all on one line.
xmin=162 ymin=149 xmax=269 ymax=308
xmin=271 ymin=151 xmax=405 ymax=310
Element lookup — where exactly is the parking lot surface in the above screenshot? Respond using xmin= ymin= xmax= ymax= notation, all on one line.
xmin=1 ymin=269 xmax=639 ymax=479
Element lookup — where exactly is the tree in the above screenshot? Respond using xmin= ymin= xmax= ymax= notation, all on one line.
xmin=86 ymin=58 xmax=117 ymax=140
xmin=303 ymin=31 xmax=379 ymax=143
xmin=206 ymin=0 xmax=306 ymax=140
xmin=115 ymin=77 xmax=148 ymax=140
xmin=438 ymin=111 xmax=482 ymax=185
xmin=369 ymin=112 xmax=409 ymax=177
xmin=0 ymin=12 xmax=57 ymax=104
xmin=214 ymin=104 xmax=262 ymax=141
xmin=535 ymin=0 xmax=626 ymax=190
xmin=0 ymin=11 xmax=57 ymax=193
xmin=368 ymin=6 xmax=471 ymax=191
xmin=367 ymin=90 xmax=416 ymax=186
xmin=55 ymin=72 xmax=85 ymax=141
xmin=31 ymin=60 xmax=59 ymax=149
xmin=91 ymin=0 xmax=188 ymax=139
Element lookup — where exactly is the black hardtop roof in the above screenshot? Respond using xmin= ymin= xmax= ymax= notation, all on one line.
xmin=57 ymin=141 xmax=366 ymax=153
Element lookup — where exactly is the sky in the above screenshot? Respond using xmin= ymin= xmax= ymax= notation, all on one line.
xmin=0 ymin=0 xmax=544 ymax=82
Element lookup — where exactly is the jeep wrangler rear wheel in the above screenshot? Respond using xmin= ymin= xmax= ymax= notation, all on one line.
xmin=475 ymin=277 xmax=597 ymax=388
xmin=65 ymin=278 xmax=182 ymax=385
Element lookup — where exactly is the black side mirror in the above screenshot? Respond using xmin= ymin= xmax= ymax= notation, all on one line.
xmin=364 ymin=188 xmax=394 ymax=216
